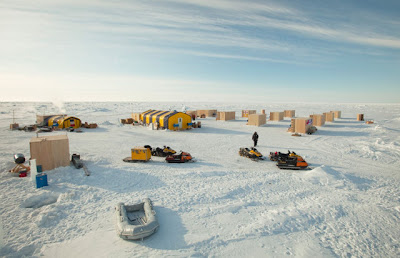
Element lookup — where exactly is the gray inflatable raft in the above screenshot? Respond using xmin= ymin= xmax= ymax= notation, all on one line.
xmin=115 ymin=198 xmax=159 ymax=240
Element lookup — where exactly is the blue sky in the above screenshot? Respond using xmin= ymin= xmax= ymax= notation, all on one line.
xmin=1 ymin=0 xmax=399 ymax=102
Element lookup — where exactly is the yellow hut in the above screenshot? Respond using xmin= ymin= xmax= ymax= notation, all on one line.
xmin=140 ymin=110 xmax=192 ymax=130
xmin=48 ymin=115 xmax=82 ymax=129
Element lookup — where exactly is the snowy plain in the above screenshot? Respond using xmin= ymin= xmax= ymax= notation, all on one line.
xmin=0 ymin=101 xmax=399 ymax=257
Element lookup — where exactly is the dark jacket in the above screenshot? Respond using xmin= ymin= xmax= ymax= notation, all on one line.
xmin=252 ymin=132 xmax=259 ymax=141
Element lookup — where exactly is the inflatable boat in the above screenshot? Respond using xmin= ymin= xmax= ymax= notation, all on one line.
xmin=115 ymin=198 xmax=159 ymax=240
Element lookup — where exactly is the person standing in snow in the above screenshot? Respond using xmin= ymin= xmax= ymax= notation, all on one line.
xmin=252 ymin=132 xmax=259 ymax=147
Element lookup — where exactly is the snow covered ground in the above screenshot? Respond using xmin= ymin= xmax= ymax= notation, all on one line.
xmin=0 ymin=102 xmax=399 ymax=257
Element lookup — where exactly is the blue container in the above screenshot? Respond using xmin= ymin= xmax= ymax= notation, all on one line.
xmin=36 ymin=173 xmax=48 ymax=188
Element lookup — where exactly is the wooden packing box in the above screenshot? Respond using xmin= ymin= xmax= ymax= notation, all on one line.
xmin=248 ymin=114 xmax=266 ymax=126
xmin=197 ymin=110 xmax=217 ymax=118
xmin=30 ymin=135 xmax=70 ymax=172
xmin=323 ymin=112 xmax=335 ymax=122
xmin=310 ymin=114 xmax=325 ymax=126
xmin=216 ymin=111 xmax=235 ymax=121
xmin=10 ymin=123 xmax=19 ymax=130
xmin=330 ymin=111 xmax=342 ymax=118
xmin=293 ymin=117 xmax=313 ymax=134
xmin=241 ymin=110 xmax=256 ymax=118
xmin=357 ymin=114 xmax=364 ymax=121
xmin=284 ymin=110 xmax=295 ymax=118
xmin=131 ymin=113 xmax=141 ymax=122
xmin=270 ymin=112 xmax=284 ymax=121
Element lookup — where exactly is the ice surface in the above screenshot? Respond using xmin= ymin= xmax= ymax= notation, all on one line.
xmin=0 ymin=102 xmax=399 ymax=257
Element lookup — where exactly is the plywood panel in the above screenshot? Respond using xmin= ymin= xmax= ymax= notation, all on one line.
xmin=30 ymin=135 xmax=70 ymax=171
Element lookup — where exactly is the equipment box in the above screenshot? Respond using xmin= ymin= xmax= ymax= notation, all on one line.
xmin=36 ymin=173 xmax=48 ymax=188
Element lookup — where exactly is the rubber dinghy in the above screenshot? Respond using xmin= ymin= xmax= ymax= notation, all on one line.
xmin=115 ymin=198 xmax=159 ymax=240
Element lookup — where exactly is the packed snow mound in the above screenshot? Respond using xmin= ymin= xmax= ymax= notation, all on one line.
xmin=21 ymin=193 xmax=60 ymax=209
xmin=100 ymin=121 xmax=114 ymax=125
xmin=303 ymin=166 xmax=338 ymax=186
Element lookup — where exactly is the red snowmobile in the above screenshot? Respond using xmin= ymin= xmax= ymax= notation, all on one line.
xmin=165 ymin=152 xmax=194 ymax=163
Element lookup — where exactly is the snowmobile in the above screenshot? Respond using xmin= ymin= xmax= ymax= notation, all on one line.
xmin=152 ymin=146 xmax=177 ymax=157
xmin=269 ymin=150 xmax=308 ymax=170
xmin=276 ymin=155 xmax=308 ymax=170
xmin=165 ymin=151 xmax=194 ymax=163
xmin=239 ymin=147 xmax=264 ymax=161
xmin=306 ymin=126 xmax=317 ymax=135
xmin=269 ymin=150 xmax=294 ymax=161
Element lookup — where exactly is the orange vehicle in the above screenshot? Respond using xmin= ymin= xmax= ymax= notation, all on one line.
xmin=165 ymin=152 xmax=193 ymax=163
xmin=277 ymin=155 xmax=308 ymax=170
xmin=270 ymin=150 xmax=309 ymax=170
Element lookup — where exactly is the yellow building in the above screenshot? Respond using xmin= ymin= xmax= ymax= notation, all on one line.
xmin=140 ymin=110 xmax=192 ymax=130
xmin=48 ymin=115 xmax=82 ymax=129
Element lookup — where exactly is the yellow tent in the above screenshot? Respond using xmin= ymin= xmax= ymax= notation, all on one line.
xmin=48 ymin=115 xmax=81 ymax=129
xmin=141 ymin=110 xmax=192 ymax=130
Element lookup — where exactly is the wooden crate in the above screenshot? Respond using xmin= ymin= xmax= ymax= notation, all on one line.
xmin=323 ymin=112 xmax=335 ymax=122
xmin=330 ymin=111 xmax=341 ymax=118
xmin=284 ymin=110 xmax=295 ymax=118
xmin=270 ymin=112 xmax=284 ymax=121
xmin=242 ymin=110 xmax=256 ymax=118
xmin=216 ymin=111 xmax=235 ymax=121
xmin=248 ymin=114 xmax=266 ymax=126
xmin=310 ymin=114 xmax=325 ymax=126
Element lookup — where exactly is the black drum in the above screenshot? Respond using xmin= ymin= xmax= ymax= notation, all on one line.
xmin=14 ymin=153 xmax=25 ymax=164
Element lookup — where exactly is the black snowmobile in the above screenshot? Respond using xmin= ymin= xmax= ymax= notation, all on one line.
xmin=239 ymin=147 xmax=264 ymax=161
xmin=145 ymin=145 xmax=177 ymax=157
xmin=269 ymin=150 xmax=295 ymax=161
xmin=153 ymin=146 xmax=177 ymax=157
xmin=269 ymin=150 xmax=309 ymax=170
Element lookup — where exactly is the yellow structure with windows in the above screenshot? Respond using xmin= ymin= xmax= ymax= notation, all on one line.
xmin=47 ymin=115 xmax=82 ymax=129
xmin=140 ymin=110 xmax=192 ymax=130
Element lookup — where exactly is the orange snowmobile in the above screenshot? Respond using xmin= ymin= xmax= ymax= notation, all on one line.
xmin=165 ymin=151 xmax=194 ymax=163
xmin=270 ymin=150 xmax=309 ymax=170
